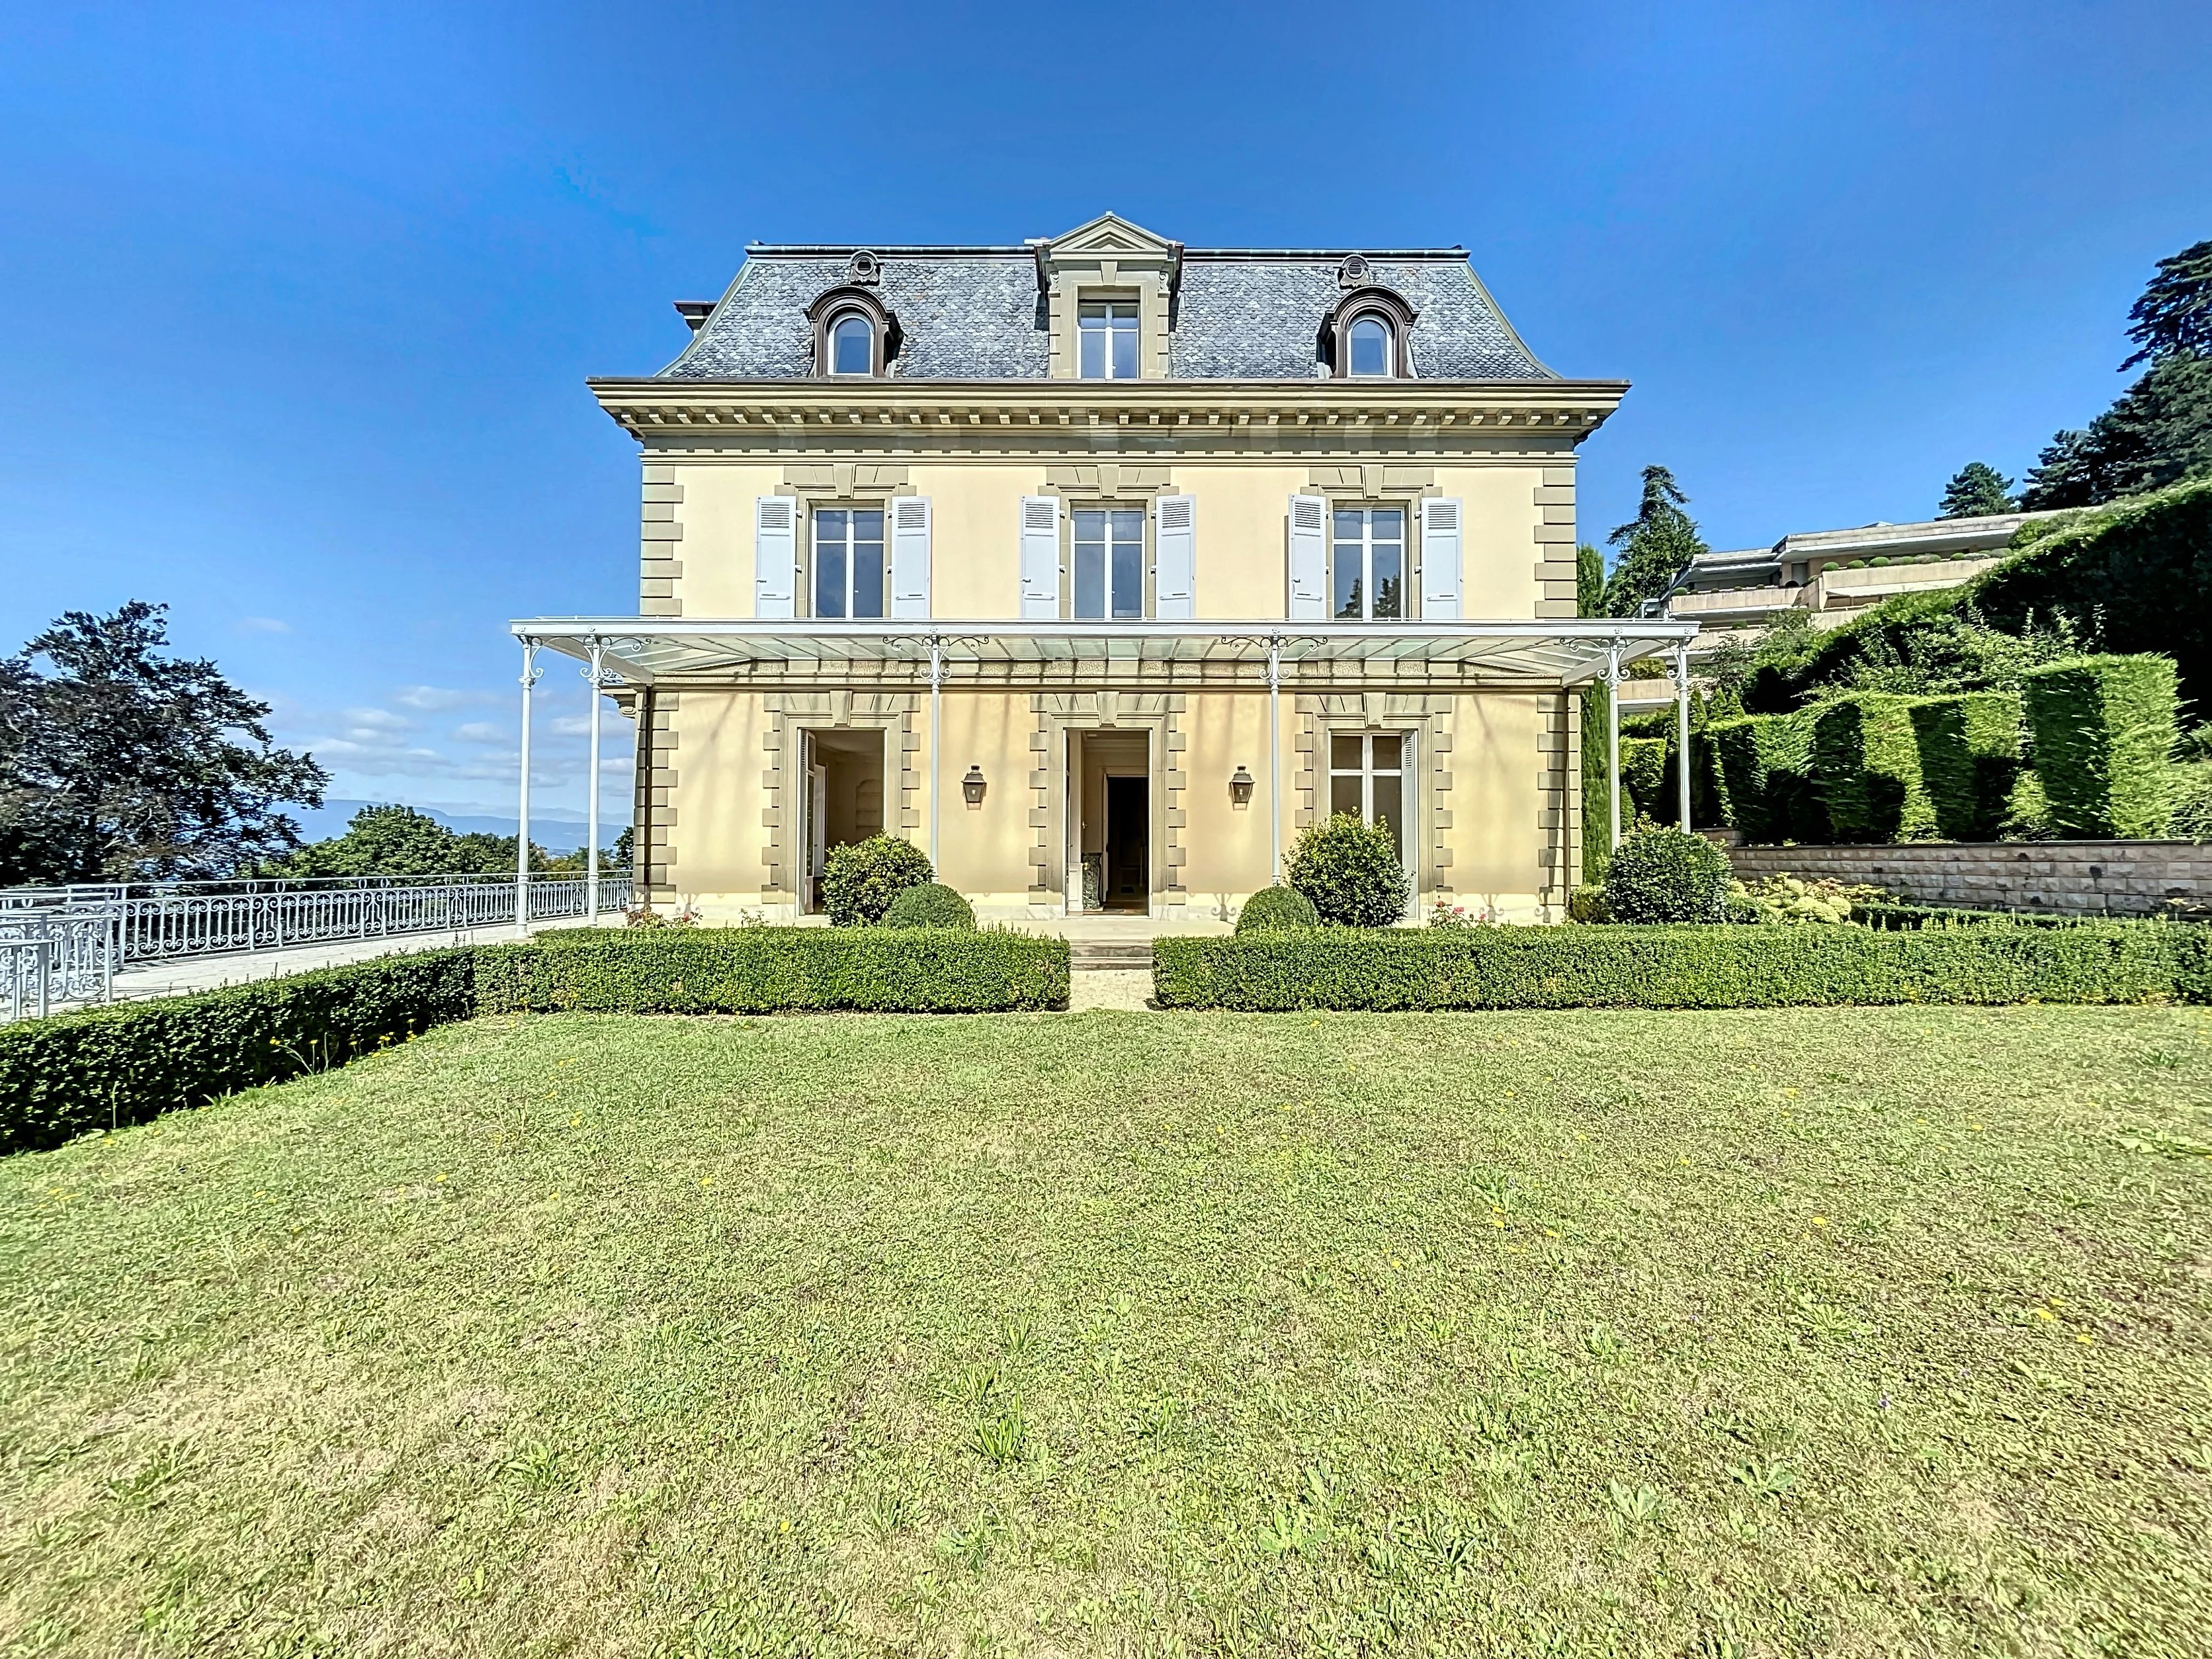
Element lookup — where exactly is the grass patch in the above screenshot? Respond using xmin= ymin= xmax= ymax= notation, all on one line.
xmin=2 ymin=1008 xmax=2210 ymax=1654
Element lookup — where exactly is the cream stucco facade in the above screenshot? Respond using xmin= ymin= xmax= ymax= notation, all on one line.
xmin=520 ymin=218 xmax=1689 ymax=924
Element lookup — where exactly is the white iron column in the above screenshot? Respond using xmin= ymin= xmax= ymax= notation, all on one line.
xmin=1675 ymin=642 xmax=1693 ymax=831
xmin=516 ymin=636 xmax=541 ymax=933
xmin=1606 ymin=642 xmax=1623 ymax=851
xmin=1267 ymin=634 xmax=1284 ymax=879
xmin=584 ymin=636 xmax=605 ymax=923
xmin=928 ymin=636 xmax=945 ymax=867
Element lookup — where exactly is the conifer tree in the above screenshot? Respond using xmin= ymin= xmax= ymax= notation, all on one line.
xmin=1600 ymin=466 xmax=1708 ymax=617
xmin=1937 ymin=462 xmax=2018 ymax=518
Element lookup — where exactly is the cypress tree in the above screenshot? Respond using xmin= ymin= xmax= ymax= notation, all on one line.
xmin=1576 ymin=542 xmax=1613 ymax=880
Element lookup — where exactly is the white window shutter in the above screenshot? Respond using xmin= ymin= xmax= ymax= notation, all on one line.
xmin=754 ymin=496 xmax=797 ymax=618
xmin=889 ymin=495 xmax=931 ymax=618
xmin=1154 ymin=493 xmax=1195 ymax=620
xmin=1287 ymin=494 xmax=1327 ymax=619
xmin=1019 ymin=495 xmax=1061 ymax=618
xmin=1420 ymin=497 xmax=1463 ymax=619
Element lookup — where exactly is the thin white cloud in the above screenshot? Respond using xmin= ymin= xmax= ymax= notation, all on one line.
xmin=269 ymin=681 xmax=636 ymax=810
xmin=394 ymin=685 xmax=496 ymax=711
xmin=236 ymin=616 xmax=292 ymax=634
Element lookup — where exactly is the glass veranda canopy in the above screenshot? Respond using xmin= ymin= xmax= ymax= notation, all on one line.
xmin=508 ymin=618 xmax=1699 ymax=685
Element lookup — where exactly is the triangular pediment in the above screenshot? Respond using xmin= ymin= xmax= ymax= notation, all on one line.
xmin=1044 ymin=212 xmax=1179 ymax=259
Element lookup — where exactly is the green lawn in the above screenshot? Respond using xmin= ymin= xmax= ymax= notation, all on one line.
xmin=3 ymin=1008 xmax=2211 ymax=1657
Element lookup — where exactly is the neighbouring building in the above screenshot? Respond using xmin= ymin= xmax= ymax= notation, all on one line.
xmin=514 ymin=215 xmax=1690 ymax=922
xmin=1658 ymin=510 xmax=2053 ymax=652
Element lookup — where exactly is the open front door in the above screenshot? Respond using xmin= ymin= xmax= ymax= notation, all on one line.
xmin=800 ymin=730 xmax=826 ymax=914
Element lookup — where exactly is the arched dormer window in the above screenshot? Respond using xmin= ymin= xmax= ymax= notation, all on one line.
xmin=806 ymin=286 xmax=898 ymax=378
xmin=1320 ymin=286 xmax=1418 ymax=380
xmin=1349 ymin=315 xmax=1392 ymax=377
xmin=830 ymin=313 xmax=874 ymax=375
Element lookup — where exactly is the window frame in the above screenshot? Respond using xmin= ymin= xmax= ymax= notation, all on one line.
xmin=1326 ymin=731 xmax=1413 ymax=865
xmin=1346 ymin=314 xmax=1394 ymax=378
xmin=809 ymin=503 xmax=888 ymax=620
xmin=1068 ymin=503 xmax=1150 ymax=620
xmin=1076 ymin=295 xmax=1142 ymax=380
xmin=827 ymin=312 xmax=876 ymax=376
xmin=1329 ymin=504 xmax=1411 ymax=621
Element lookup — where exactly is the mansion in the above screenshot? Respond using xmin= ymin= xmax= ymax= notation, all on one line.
xmin=516 ymin=214 xmax=1690 ymax=921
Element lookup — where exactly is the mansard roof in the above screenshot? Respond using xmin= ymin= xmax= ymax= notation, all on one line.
xmin=653 ymin=221 xmax=1558 ymax=383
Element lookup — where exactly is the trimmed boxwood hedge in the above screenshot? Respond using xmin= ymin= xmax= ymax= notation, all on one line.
xmin=1 ymin=928 xmax=1070 ymax=1157
xmin=0 ymin=948 xmax=481 ymax=1156
xmin=1812 ymin=694 xmax=1937 ymax=842
xmin=879 ymin=882 xmax=977 ymax=929
xmin=2021 ymin=654 xmax=2181 ymax=839
xmin=1152 ymin=923 xmax=2211 ymax=1011
xmin=475 ymin=927 xmax=1067 ymax=1016
xmin=1709 ymin=710 xmax=1824 ymax=845
xmin=1908 ymin=692 xmax=2023 ymax=841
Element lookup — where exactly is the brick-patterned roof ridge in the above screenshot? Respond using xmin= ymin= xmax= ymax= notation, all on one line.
xmin=656 ymin=245 xmax=1555 ymax=383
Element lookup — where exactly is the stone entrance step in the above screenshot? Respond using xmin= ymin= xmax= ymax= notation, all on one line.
xmin=1068 ymin=941 xmax=1155 ymax=972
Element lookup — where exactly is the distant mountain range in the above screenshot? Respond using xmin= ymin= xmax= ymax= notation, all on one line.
xmin=288 ymin=799 xmax=596 ymax=847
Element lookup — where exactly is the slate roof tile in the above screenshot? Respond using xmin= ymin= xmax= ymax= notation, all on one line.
xmin=658 ymin=243 xmax=1554 ymax=382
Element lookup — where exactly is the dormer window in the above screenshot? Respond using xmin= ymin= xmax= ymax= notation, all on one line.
xmin=1321 ymin=284 xmax=1418 ymax=379
xmin=830 ymin=313 xmax=874 ymax=376
xmin=1079 ymin=299 xmax=1140 ymax=379
xmin=1348 ymin=315 xmax=1392 ymax=377
xmin=805 ymin=285 xmax=897 ymax=378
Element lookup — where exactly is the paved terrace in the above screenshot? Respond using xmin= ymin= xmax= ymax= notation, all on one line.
xmin=63 ymin=910 xmax=1226 ymax=1016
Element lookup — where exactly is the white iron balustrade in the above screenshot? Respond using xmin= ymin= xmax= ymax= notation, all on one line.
xmin=0 ymin=872 xmax=630 ymax=1019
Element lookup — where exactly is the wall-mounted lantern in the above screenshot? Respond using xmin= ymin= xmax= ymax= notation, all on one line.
xmin=962 ymin=764 xmax=987 ymax=807
xmin=1229 ymin=765 xmax=1255 ymax=807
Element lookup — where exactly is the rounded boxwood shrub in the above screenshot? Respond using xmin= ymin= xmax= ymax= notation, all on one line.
xmin=880 ymin=882 xmax=976 ymax=929
xmin=1602 ymin=828 xmax=1733 ymax=923
xmin=1235 ymin=884 xmax=1321 ymax=933
xmin=1287 ymin=813 xmax=1412 ymax=927
xmin=820 ymin=835 xmax=933 ymax=927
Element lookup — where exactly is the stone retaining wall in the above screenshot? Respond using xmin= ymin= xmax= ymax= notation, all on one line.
xmin=1723 ymin=839 xmax=2212 ymax=917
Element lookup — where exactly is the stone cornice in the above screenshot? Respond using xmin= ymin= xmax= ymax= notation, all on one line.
xmin=587 ymin=377 xmax=1629 ymax=451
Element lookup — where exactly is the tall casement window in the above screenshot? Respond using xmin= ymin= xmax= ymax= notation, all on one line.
xmin=1074 ymin=507 xmax=1145 ymax=618
xmin=1331 ymin=507 xmax=1405 ymax=620
xmin=829 ymin=313 xmax=874 ymax=376
xmin=1329 ymin=733 xmax=1407 ymax=859
xmin=814 ymin=507 xmax=885 ymax=618
xmin=1347 ymin=314 xmax=1393 ymax=377
xmin=1078 ymin=300 xmax=1140 ymax=379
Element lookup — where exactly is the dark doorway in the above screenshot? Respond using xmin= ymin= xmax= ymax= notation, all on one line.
xmin=1104 ymin=775 xmax=1149 ymax=909
xmin=800 ymin=728 xmax=886 ymax=914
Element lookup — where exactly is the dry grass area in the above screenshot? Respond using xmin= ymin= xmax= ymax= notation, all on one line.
xmin=1 ymin=1005 xmax=2209 ymax=1656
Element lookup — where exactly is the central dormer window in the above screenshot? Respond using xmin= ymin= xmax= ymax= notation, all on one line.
xmin=830 ymin=313 xmax=874 ymax=376
xmin=806 ymin=286 xmax=896 ymax=378
xmin=1079 ymin=300 xmax=1139 ymax=379
xmin=1348 ymin=315 xmax=1392 ymax=377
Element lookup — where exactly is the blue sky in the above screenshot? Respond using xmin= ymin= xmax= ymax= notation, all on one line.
xmin=1 ymin=1 xmax=2207 ymax=828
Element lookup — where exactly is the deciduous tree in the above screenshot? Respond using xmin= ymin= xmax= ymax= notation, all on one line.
xmin=0 ymin=603 xmax=325 ymax=884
